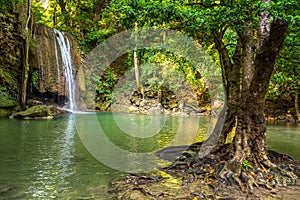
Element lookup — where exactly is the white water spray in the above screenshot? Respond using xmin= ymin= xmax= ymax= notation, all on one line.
xmin=54 ymin=29 xmax=76 ymax=112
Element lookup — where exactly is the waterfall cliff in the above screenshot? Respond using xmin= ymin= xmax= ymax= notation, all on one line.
xmin=30 ymin=24 xmax=85 ymax=111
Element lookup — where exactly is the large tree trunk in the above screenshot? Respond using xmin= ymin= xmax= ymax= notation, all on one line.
xmin=231 ymin=19 xmax=288 ymax=168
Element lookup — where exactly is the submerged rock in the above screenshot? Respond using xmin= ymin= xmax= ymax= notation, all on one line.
xmin=0 ymin=185 xmax=14 ymax=195
xmin=9 ymin=105 xmax=53 ymax=119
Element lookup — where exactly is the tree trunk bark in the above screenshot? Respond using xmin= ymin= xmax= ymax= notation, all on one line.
xmin=212 ymin=30 xmax=241 ymax=146
xmin=231 ymin=19 xmax=288 ymax=168
xmin=239 ymin=27 xmax=254 ymax=93
xmin=20 ymin=0 xmax=32 ymax=109
xmin=134 ymin=45 xmax=141 ymax=92
xmin=295 ymin=81 xmax=300 ymax=121
xmin=257 ymin=0 xmax=271 ymax=50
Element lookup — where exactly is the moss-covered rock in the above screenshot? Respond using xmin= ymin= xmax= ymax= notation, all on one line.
xmin=9 ymin=105 xmax=53 ymax=119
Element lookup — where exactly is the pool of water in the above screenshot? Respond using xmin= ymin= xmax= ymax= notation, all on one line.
xmin=0 ymin=113 xmax=299 ymax=199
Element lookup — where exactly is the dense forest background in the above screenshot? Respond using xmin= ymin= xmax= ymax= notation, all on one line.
xmin=0 ymin=0 xmax=299 ymax=121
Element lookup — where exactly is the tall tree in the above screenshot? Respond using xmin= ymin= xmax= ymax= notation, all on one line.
xmin=109 ymin=0 xmax=298 ymax=182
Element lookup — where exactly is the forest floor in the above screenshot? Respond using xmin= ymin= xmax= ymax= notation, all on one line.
xmin=108 ymin=145 xmax=300 ymax=200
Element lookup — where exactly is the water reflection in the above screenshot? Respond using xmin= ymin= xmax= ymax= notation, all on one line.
xmin=76 ymin=113 xmax=210 ymax=173
xmin=26 ymin=115 xmax=75 ymax=199
xmin=267 ymin=123 xmax=300 ymax=160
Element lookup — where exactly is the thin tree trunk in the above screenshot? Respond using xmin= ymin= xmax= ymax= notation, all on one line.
xmin=212 ymin=30 xmax=241 ymax=146
xmin=20 ymin=0 xmax=32 ymax=109
xmin=134 ymin=45 xmax=141 ymax=91
xmin=158 ymin=89 xmax=162 ymax=104
xmin=53 ymin=5 xmax=57 ymax=26
xmin=296 ymin=81 xmax=300 ymax=121
xmin=133 ymin=44 xmax=145 ymax=103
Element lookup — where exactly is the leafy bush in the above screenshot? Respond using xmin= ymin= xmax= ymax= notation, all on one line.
xmin=0 ymin=86 xmax=17 ymax=107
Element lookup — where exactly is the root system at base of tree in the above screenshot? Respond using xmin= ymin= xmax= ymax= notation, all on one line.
xmin=108 ymin=143 xmax=300 ymax=200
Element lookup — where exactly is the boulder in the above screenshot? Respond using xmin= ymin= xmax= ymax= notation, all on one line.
xmin=9 ymin=105 xmax=53 ymax=119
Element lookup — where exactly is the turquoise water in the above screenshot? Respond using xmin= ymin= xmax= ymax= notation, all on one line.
xmin=267 ymin=123 xmax=300 ymax=160
xmin=0 ymin=113 xmax=299 ymax=199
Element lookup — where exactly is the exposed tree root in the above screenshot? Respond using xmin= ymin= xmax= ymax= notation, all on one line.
xmin=108 ymin=144 xmax=300 ymax=199
xmin=161 ymin=148 xmax=298 ymax=195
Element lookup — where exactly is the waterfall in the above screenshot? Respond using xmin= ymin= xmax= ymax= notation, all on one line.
xmin=54 ymin=29 xmax=76 ymax=112
xmin=53 ymin=38 xmax=60 ymax=83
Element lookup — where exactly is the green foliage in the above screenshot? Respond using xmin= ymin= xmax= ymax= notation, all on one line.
xmin=81 ymin=26 xmax=117 ymax=53
xmin=94 ymin=69 xmax=118 ymax=102
xmin=0 ymin=0 xmax=14 ymax=14
xmin=0 ymin=0 xmax=26 ymax=14
xmin=242 ymin=160 xmax=252 ymax=170
xmin=0 ymin=67 xmax=18 ymax=93
xmin=0 ymin=86 xmax=17 ymax=107
xmin=268 ymin=16 xmax=300 ymax=102
xmin=0 ymin=0 xmax=28 ymax=14
xmin=32 ymin=69 xmax=39 ymax=89
xmin=140 ymin=49 xmax=207 ymax=94
xmin=31 ymin=1 xmax=48 ymax=24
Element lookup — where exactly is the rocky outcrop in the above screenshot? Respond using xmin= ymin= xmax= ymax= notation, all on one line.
xmin=110 ymin=86 xmax=208 ymax=116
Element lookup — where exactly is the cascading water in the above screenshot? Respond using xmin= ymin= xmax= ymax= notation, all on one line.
xmin=54 ymin=29 xmax=76 ymax=112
